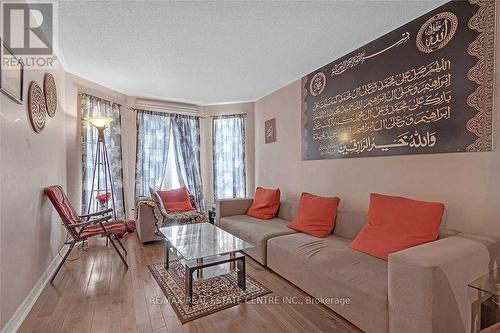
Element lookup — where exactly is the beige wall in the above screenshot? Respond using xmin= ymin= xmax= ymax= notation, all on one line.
xmin=0 ymin=69 xmax=131 ymax=331
xmin=201 ymin=103 xmax=255 ymax=205
xmin=0 ymin=63 xmax=68 ymax=329
xmin=254 ymin=23 xmax=500 ymax=236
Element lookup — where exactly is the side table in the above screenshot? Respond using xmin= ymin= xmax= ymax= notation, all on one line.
xmin=468 ymin=268 xmax=500 ymax=332
xmin=207 ymin=204 xmax=216 ymax=224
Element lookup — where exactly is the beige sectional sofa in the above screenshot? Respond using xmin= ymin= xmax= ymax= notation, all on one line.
xmin=217 ymin=198 xmax=500 ymax=333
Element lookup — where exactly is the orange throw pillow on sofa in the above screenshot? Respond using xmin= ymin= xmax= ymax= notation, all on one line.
xmin=350 ymin=193 xmax=445 ymax=261
xmin=156 ymin=187 xmax=195 ymax=212
xmin=288 ymin=193 xmax=340 ymax=237
xmin=246 ymin=187 xmax=281 ymax=219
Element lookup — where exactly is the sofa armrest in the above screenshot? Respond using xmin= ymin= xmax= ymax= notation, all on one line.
xmin=135 ymin=198 xmax=163 ymax=243
xmin=216 ymin=198 xmax=253 ymax=222
xmin=388 ymin=233 xmax=500 ymax=333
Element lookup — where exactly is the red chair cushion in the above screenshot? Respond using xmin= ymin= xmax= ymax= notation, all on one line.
xmin=45 ymin=185 xmax=82 ymax=238
xmin=80 ymin=220 xmax=127 ymax=239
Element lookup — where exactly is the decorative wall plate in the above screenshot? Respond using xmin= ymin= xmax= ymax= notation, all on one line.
xmin=44 ymin=73 xmax=57 ymax=117
xmin=28 ymin=81 xmax=48 ymax=133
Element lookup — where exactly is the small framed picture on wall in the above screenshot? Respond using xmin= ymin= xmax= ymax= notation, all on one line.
xmin=265 ymin=118 xmax=276 ymax=144
xmin=0 ymin=39 xmax=24 ymax=104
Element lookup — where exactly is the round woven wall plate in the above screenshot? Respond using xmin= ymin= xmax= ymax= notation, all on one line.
xmin=28 ymin=82 xmax=48 ymax=133
xmin=44 ymin=73 xmax=57 ymax=117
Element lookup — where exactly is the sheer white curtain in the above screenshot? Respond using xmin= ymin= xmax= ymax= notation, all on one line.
xmin=172 ymin=114 xmax=205 ymax=211
xmin=135 ymin=110 xmax=180 ymax=197
xmin=212 ymin=114 xmax=246 ymax=200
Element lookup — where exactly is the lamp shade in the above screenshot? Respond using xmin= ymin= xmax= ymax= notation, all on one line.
xmin=88 ymin=116 xmax=113 ymax=129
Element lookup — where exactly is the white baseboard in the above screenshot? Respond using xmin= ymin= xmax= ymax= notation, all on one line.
xmin=1 ymin=244 xmax=69 ymax=333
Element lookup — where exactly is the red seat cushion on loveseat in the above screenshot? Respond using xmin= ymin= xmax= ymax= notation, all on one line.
xmin=156 ymin=187 xmax=195 ymax=212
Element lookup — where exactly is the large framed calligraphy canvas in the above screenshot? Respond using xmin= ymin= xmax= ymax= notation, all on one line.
xmin=301 ymin=0 xmax=495 ymax=160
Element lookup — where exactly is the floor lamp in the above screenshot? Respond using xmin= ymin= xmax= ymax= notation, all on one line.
xmin=87 ymin=116 xmax=117 ymax=219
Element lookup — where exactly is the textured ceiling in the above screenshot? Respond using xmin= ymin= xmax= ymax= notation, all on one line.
xmin=58 ymin=0 xmax=447 ymax=105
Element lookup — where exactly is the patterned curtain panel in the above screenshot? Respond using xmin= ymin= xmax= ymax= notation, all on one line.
xmin=135 ymin=110 xmax=172 ymax=197
xmin=172 ymin=114 xmax=205 ymax=212
xmin=212 ymin=114 xmax=246 ymax=199
xmin=81 ymin=93 xmax=125 ymax=218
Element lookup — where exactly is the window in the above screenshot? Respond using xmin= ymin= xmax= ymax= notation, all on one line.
xmin=212 ymin=114 xmax=246 ymax=199
xmin=136 ymin=110 xmax=205 ymax=210
xmin=81 ymin=93 xmax=126 ymax=218
xmin=135 ymin=111 xmax=181 ymax=197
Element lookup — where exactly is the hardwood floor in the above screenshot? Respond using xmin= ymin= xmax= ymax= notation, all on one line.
xmin=18 ymin=233 xmax=362 ymax=333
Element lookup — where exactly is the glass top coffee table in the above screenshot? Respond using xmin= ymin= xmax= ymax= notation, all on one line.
xmin=159 ymin=223 xmax=254 ymax=306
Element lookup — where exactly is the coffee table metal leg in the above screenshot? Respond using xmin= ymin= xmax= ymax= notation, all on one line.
xmin=229 ymin=252 xmax=235 ymax=271
xmin=185 ymin=267 xmax=193 ymax=306
xmin=164 ymin=244 xmax=169 ymax=269
xmin=196 ymin=258 xmax=203 ymax=279
xmin=237 ymin=256 xmax=246 ymax=290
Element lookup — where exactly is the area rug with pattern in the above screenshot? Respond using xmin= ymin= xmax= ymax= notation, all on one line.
xmin=147 ymin=260 xmax=272 ymax=323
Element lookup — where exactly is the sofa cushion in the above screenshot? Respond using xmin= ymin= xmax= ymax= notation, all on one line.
xmin=246 ymin=187 xmax=281 ymax=219
xmin=333 ymin=210 xmax=366 ymax=240
xmin=351 ymin=193 xmax=445 ymax=261
xmin=267 ymin=233 xmax=388 ymax=333
xmin=219 ymin=214 xmax=296 ymax=265
xmin=288 ymin=193 xmax=340 ymax=237
xmin=277 ymin=199 xmax=298 ymax=221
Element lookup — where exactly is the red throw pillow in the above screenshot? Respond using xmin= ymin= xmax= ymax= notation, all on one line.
xmin=288 ymin=193 xmax=340 ymax=237
xmin=156 ymin=187 xmax=195 ymax=212
xmin=351 ymin=193 xmax=445 ymax=261
xmin=246 ymin=187 xmax=281 ymax=219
